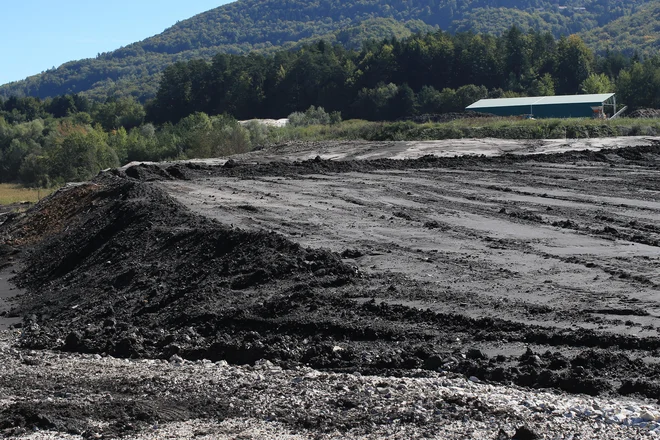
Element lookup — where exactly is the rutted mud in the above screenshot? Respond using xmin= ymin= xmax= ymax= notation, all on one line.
xmin=1 ymin=141 xmax=660 ymax=436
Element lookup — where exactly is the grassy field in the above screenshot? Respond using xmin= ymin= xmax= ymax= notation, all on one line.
xmin=262 ymin=117 xmax=660 ymax=145
xmin=0 ymin=184 xmax=55 ymax=205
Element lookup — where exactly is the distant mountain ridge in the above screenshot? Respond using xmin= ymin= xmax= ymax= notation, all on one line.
xmin=1 ymin=0 xmax=657 ymax=102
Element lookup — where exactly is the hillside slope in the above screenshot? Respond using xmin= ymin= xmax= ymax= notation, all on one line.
xmin=0 ymin=0 xmax=656 ymax=101
xmin=581 ymin=2 xmax=660 ymax=56
xmin=0 ymin=17 xmax=434 ymax=102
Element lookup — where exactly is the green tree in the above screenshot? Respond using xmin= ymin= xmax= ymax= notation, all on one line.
xmin=351 ymin=83 xmax=398 ymax=120
xmin=455 ymin=84 xmax=488 ymax=111
xmin=389 ymin=84 xmax=418 ymax=119
xmin=529 ymin=73 xmax=555 ymax=96
xmin=50 ymin=129 xmax=118 ymax=182
xmin=175 ymin=112 xmax=214 ymax=157
xmin=18 ymin=154 xmax=50 ymax=187
xmin=580 ymin=73 xmax=613 ymax=94
xmin=288 ymin=106 xmax=333 ymax=127
xmin=94 ymin=97 xmax=146 ymax=131
xmin=503 ymin=26 xmax=531 ymax=90
xmin=417 ymin=85 xmax=443 ymax=114
xmin=149 ymin=62 xmax=195 ymax=124
xmin=108 ymin=127 xmax=129 ymax=164
xmin=2 ymin=139 xmax=31 ymax=181
xmin=439 ymin=88 xmax=459 ymax=113
xmin=47 ymin=95 xmax=78 ymax=118
xmin=616 ymin=60 xmax=660 ymax=110
xmin=555 ymin=35 xmax=594 ymax=94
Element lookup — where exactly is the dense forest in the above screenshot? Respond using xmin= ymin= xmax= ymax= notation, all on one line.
xmin=0 ymin=0 xmax=657 ymax=102
xmin=581 ymin=2 xmax=660 ymax=55
xmin=147 ymin=29 xmax=659 ymax=123
xmin=0 ymin=95 xmax=253 ymax=187
xmin=2 ymin=27 xmax=660 ymax=188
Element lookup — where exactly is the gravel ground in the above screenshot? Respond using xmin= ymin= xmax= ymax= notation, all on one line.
xmin=1 ymin=330 xmax=659 ymax=439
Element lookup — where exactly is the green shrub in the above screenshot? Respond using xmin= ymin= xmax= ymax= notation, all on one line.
xmin=288 ymin=106 xmax=340 ymax=127
xmin=244 ymin=120 xmax=271 ymax=148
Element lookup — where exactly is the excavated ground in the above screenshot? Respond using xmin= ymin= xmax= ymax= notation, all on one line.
xmin=162 ymin=142 xmax=660 ymax=396
xmin=1 ymin=138 xmax=660 ymax=438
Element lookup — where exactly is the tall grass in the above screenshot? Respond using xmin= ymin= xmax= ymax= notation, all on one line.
xmin=0 ymin=184 xmax=55 ymax=205
xmin=258 ymin=117 xmax=660 ymax=146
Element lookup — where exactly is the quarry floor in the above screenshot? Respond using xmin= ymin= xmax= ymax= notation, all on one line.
xmin=1 ymin=136 xmax=660 ymax=439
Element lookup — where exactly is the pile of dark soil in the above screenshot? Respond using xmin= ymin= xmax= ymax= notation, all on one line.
xmin=2 ymin=184 xmax=100 ymax=247
xmin=628 ymin=108 xmax=660 ymax=119
xmin=1 ymin=175 xmax=356 ymax=362
xmin=0 ymin=398 xmax=221 ymax=438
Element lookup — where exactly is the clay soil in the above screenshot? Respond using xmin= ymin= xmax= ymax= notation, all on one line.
xmin=1 ymin=138 xmax=660 ymax=438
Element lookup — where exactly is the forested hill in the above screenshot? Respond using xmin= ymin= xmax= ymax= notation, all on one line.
xmin=581 ymin=2 xmax=660 ymax=56
xmin=1 ymin=0 xmax=656 ymax=102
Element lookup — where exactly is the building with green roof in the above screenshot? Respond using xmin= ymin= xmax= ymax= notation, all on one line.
xmin=466 ymin=93 xmax=617 ymax=119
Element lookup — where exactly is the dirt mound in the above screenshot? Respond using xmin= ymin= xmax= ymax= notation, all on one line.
xmin=2 ymin=175 xmax=355 ymax=360
xmin=628 ymin=108 xmax=660 ymax=118
xmin=1 ymin=184 xmax=101 ymax=248
xmin=118 ymin=163 xmax=191 ymax=181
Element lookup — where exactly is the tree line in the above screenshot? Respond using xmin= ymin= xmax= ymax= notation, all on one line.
xmin=147 ymin=28 xmax=659 ymax=124
xmin=0 ymin=97 xmax=253 ymax=187
xmin=2 ymin=27 xmax=660 ymax=187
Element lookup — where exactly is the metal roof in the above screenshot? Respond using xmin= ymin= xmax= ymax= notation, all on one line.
xmin=466 ymin=93 xmax=615 ymax=110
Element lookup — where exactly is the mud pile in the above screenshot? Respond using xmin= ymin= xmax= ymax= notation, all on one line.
xmin=1 ymin=175 xmax=356 ymax=362
xmin=629 ymin=108 xmax=660 ymax=119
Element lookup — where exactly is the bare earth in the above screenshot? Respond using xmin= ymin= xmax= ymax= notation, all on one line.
xmin=166 ymin=137 xmax=660 ymax=339
xmin=2 ymin=137 xmax=660 ymax=439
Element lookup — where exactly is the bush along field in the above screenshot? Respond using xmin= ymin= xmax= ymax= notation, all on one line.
xmin=259 ymin=115 xmax=660 ymax=145
xmin=3 ymin=100 xmax=660 ymax=189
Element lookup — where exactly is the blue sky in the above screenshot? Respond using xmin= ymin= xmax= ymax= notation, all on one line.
xmin=1 ymin=0 xmax=233 ymax=85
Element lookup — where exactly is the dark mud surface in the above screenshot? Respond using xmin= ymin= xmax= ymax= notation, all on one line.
xmin=0 ymin=204 xmax=25 ymax=331
xmin=0 ymin=267 xmax=22 ymax=331
xmin=172 ymin=141 xmax=660 ymax=180
xmin=1 ymin=141 xmax=660 ymax=437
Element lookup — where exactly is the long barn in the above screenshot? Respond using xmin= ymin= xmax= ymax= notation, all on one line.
xmin=466 ymin=93 xmax=617 ymax=119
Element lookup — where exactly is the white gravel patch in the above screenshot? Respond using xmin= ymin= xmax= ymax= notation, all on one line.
xmin=1 ymin=331 xmax=659 ymax=439
xmin=239 ymin=118 xmax=289 ymax=128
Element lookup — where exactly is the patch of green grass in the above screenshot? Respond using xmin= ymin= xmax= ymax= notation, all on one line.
xmin=262 ymin=117 xmax=660 ymax=144
xmin=0 ymin=184 xmax=55 ymax=205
